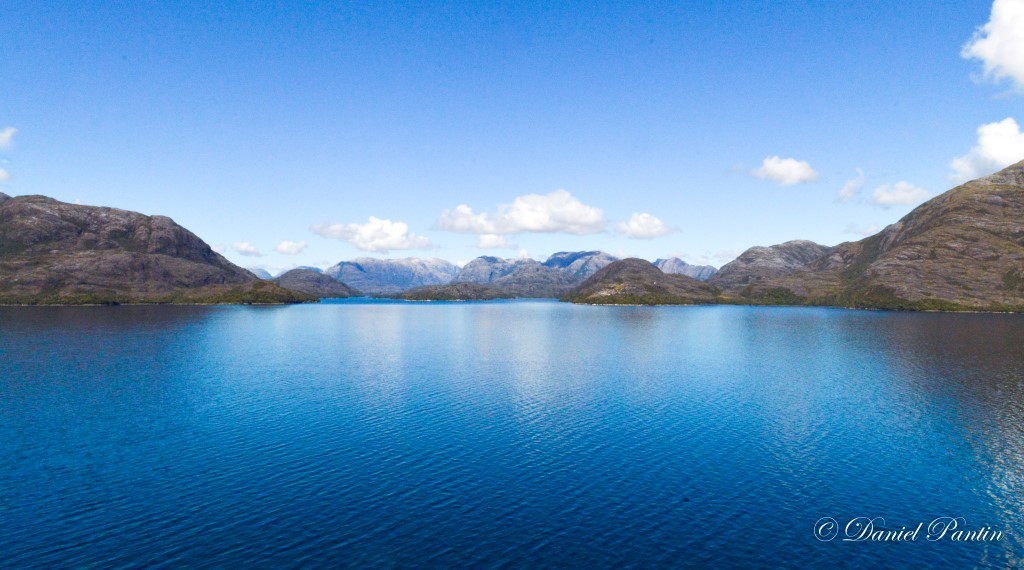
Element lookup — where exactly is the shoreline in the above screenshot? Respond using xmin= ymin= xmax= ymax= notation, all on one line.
xmin=2 ymin=297 xmax=1021 ymax=314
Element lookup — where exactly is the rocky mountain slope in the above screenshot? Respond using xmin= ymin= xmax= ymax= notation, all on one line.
xmin=559 ymin=161 xmax=1024 ymax=311
xmin=563 ymin=258 xmax=722 ymax=305
xmin=743 ymin=160 xmax=1024 ymax=310
xmin=0 ymin=194 xmax=312 ymax=304
xmin=451 ymin=251 xmax=619 ymax=286
xmin=324 ymin=257 xmax=458 ymax=295
xmin=707 ymin=240 xmax=833 ymax=292
xmin=487 ymin=259 xmax=579 ymax=297
xmin=452 ymin=256 xmax=517 ymax=284
xmin=356 ymin=251 xmax=617 ymax=299
xmin=542 ymin=251 xmax=619 ymax=279
xmin=273 ymin=268 xmax=361 ymax=298
xmin=653 ymin=257 xmax=718 ymax=280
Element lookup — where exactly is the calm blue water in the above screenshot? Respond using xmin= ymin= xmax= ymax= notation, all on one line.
xmin=1 ymin=301 xmax=1023 ymax=568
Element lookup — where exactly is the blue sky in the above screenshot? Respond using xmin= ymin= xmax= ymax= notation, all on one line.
xmin=2 ymin=0 xmax=1023 ymax=273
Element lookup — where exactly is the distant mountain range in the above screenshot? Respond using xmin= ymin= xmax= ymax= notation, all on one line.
xmin=5 ymin=159 xmax=1023 ymax=310
xmin=398 ymin=251 xmax=618 ymax=300
xmin=0 ymin=194 xmax=312 ymax=304
xmin=403 ymin=257 xmax=580 ymax=300
xmin=310 ymin=252 xmax=713 ymax=297
xmin=301 ymin=251 xmax=623 ymax=300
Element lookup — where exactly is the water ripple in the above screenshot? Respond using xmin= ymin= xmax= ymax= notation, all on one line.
xmin=0 ymin=304 xmax=1022 ymax=567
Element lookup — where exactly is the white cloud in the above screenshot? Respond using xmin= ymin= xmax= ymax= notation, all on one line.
xmin=211 ymin=244 xmax=226 ymax=254
xmin=232 ymin=242 xmax=264 ymax=257
xmin=837 ymin=168 xmax=865 ymax=202
xmin=275 ymin=240 xmax=307 ymax=255
xmin=949 ymin=117 xmax=1024 ymax=183
xmin=962 ymin=0 xmax=1024 ymax=90
xmin=436 ymin=189 xmax=605 ymax=235
xmin=752 ymin=156 xmax=820 ymax=186
xmin=477 ymin=234 xmax=513 ymax=249
xmin=0 ymin=127 xmax=16 ymax=150
xmin=871 ymin=182 xmax=930 ymax=207
xmin=311 ymin=216 xmax=431 ymax=253
xmin=0 ymin=168 xmax=8 ymax=182
xmin=615 ymin=213 xmax=675 ymax=239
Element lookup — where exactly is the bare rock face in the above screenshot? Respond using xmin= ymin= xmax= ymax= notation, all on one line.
xmin=0 ymin=195 xmax=312 ymax=304
xmin=492 ymin=259 xmax=579 ymax=297
xmin=274 ymin=268 xmax=361 ymax=298
xmin=564 ymin=258 xmax=721 ymax=305
xmin=653 ymin=257 xmax=718 ymax=280
xmin=451 ymin=251 xmax=619 ymax=286
xmin=452 ymin=256 xmax=517 ymax=284
xmin=542 ymin=251 xmax=619 ymax=280
xmin=744 ymin=159 xmax=1024 ymax=310
xmin=325 ymin=258 xmax=458 ymax=295
xmin=707 ymin=240 xmax=833 ymax=292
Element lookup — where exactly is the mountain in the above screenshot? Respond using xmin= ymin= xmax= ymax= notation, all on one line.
xmin=563 ymin=258 xmax=722 ymax=305
xmin=247 ymin=267 xmax=273 ymax=280
xmin=707 ymin=240 xmax=833 ymax=292
xmin=542 ymin=251 xmax=619 ymax=279
xmin=494 ymin=259 xmax=579 ymax=297
xmin=324 ymin=257 xmax=458 ymax=295
xmin=452 ymin=256 xmax=517 ymax=284
xmin=273 ymin=268 xmax=361 ymax=298
xmin=653 ymin=257 xmax=718 ymax=280
xmin=400 ymin=258 xmax=578 ymax=300
xmin=0 ymin=194 xmax=313 ymax=304
xmin=396 ymin=252 xmax=617 ymax=300
xmin=452 ymin=251 xmax=619 ymax=285
xmin=741 ymin=160 xmax=1024 ymax=310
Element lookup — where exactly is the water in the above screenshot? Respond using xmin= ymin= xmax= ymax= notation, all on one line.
xmin=1 ymin=301 xmax=1022 ymax=568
